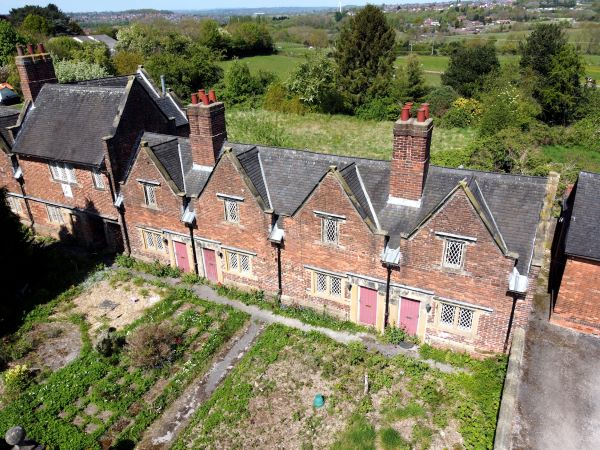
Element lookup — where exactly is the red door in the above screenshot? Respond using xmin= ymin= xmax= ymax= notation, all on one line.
xmin=399 ymin=298 xmax=420 ymax=335
xmin=174 ymin=241 xmax=190 ymax=272
xmin=202 ymin=248 xmax=218 ymax=282
xmin=359 ymin=286 xmax=378 ymax=326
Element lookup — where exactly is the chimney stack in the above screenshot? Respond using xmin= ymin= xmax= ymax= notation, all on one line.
xmin=388 ymin=103 xmax=433 ymax=207
xmin=187 ymin=90 xmax=227 ymax=168
xmin=15 ymin=43 xmax=57 ymax=104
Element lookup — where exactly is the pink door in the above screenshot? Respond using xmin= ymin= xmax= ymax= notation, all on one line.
xmin=359 ymin=286 xmax=378 ymax=326
xmin=399 ymin=298 xmax=420 ymax=335
xmin=174 ymin=241 xmax=190 ymax=272
xmin=202 ymin=248 xmax=218 ymax=282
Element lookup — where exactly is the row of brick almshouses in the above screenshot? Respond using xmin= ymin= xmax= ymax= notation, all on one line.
xmin=4 ymin=45 xmax=592 ymax=356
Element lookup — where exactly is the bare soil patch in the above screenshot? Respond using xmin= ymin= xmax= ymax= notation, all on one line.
xmin=14 ymin=321 xmax=82 ymax=372
xmin=69 ymin=279 xmax=165 ymax=335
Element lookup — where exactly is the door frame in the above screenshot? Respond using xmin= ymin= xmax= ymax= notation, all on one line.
xmin=397 ymin=297 xmax=420 ymax=335
xmin=201 ymin=246 xmax=219 ymax=282
xmin=173 ymin=239 xmax=190 ymax=272
xmin=358 ymin=285 xmax=378 ymax=326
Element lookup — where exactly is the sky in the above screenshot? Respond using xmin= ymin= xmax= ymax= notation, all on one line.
xmin=1 ymin=0 xmax=384 ymax=14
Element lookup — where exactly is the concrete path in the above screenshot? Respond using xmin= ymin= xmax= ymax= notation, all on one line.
xmin=137 ymin=320 xmax=264 ymax=450
xmin=511 ymin=318 xmax=600 ymax=449
xmin=191 ymin=284 xmax=458 ymax=373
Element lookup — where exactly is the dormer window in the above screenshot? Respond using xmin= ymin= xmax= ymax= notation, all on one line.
xmin=49 ymin=162 xmax=76 ymax=184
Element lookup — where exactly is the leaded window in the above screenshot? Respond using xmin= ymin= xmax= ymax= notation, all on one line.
xmin=49 ymin=162 xmax=76 ymax=184
xmin=46 ymin=205 xmax=64 ymax=224
xmin=438 ymin=302 xmax=475 ymax=332
xmin=226 ymin=250 xmax=252 ymax=275
xmin=322 ymin=218 xmax=339 ymax=245
xmin=224 ymin=199 xmax=240 ymax=223
xmin=8 ymin=197 xmax=22 ymax=214
xmin=443 ymin=239 xmax=465 ymax=269
xmin=143 ymin=183 xmax=157 ymax=208
xmin=142 ymin=230 xmax=164 ymax=252
xmin=313 ymin=271 xmax=343 ymax=298
xmin=440 ymin=303 xmax=456 ymax=326
xmin=92 ymin=170 xmax=105 ymax=189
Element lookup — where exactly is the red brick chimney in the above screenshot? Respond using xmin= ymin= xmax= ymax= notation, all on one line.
xmin=187 ymin=89 xmax=227 ymax=168
xmin=15 ymin=43 xmax=57 ymax=104
xmin=388 ymin=103 xmax=433 ymax=206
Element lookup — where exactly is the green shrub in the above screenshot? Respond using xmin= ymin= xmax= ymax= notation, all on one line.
xmin=439 ymin=97 xmax=482 ymax=128
xmin=425 ymin=85 xmax=459 ymax=117
xmin=126 ymin=323 xmax=183 ymax=369
xmin=355 ymin=97 xmax=401 ymax=121
xmin=263 ymin=82 xmax=307 ymax=115
xmin=3 ymin=364 xmax=30 ymax=399
xmin=382 ymin=325 xmax=418 ymax=345
xmin=181 ymin=272 xmax=205 ymax=285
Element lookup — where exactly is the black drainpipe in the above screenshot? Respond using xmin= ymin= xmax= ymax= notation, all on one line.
xmin=503 ymin=293 xmax=519 ymax=353
xmin=188 ymin=224 xmax=199 ymax=275
xmin=18 ymin=178 xmax=35 ymax=233
xmin=384 ymin=265 xmax=392 ymax=329
xmin=276 ymin=243 xmax=283 ymax=305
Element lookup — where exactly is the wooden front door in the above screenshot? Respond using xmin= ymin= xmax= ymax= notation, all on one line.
xmin=399 ymin=298 xmax=420 ymax=335
xmin=202 ymin=248 xmax=218 ymax=282
xmin=359 ymin=286 xmax=378 ymax=326
xmin=174 ymin=241 xmax=190 ymax=272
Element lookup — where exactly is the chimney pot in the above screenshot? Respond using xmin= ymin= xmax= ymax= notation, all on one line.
xmin=208 ymin=90 xmax=217 ymax=103
xmin=191 ymin=93 xmax=198 ymax=105
xmin=200 ymin=92 xmax=209 ymax=105
xmin=36 ymin=43 xmax=44 ymax=54
xmin=26 ymin=44 xmax=34 ymax=55
xmin=421 ymin=103 xmax=430 ymax=119
xmin=16 ymin=45 xmax=24 ymax=56
xmin=417 ymin=108 xmax=426 ymax=122
xmin=400 ymin=106 xmax=411 ymax=121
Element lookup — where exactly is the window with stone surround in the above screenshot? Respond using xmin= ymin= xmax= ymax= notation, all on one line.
xmin=438 ymin=302 xmax=474 ymax=332
xmin=142 ymin=183 xmax=157 ymax=208
xmin=141 ymin=229 xmax=165 ymax=252
xmin=224 ymin=199 xmax=240 ymax=223
xmin=49 ymin=162 xmax=76 ymax=184
xmin=92 ymin=169 xmax=105 ymax=190
xmin=321 ymin=217 xmax=339 ymax=245
xmin=46 ymin=205 xmax=64 ymax=224
xmin=312 ymin=270 xmax=343 ymax=298
xmin=442 ymin=238 xmax=466 ymax=269
xmin=226 ymin=250 xmax=252 ymax=275
xmin=8 ymin=197 xmax=22 ymax=215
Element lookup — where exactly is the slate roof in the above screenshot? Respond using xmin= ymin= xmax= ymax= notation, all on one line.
xmin=564 ymin=171 xmax=600 ymax=260
xmin=135 ymin=134 xmax=546 ymax=276
xmin=12 ymin=84 xmax=125 ymax=166
xmin=0 ymin=106 xmax=19 ymax=150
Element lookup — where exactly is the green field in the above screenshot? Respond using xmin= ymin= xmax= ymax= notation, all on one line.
xmin=226 ymin=108 xmax=476 ymax=160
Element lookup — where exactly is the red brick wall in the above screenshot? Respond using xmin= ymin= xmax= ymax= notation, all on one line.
xmin=106 ymin=79 xmax=175 ymax=185
xmin=0 ymin=153 xmax=22 ymax=194
xmin=15 ymin=53 xmax=57 ymax=103
xmin=121 ymin=147 xmax=189 ymax=264
xmin=282 ymin=172 xmax=386 ymax=318
xmin=552 ymin=256 xmax=600 ymax=335
xmin=187 ymin=102 xmax=227 ymax=167
xmin=194 ymin=153 xmax=277 ymax=291
xmin=390 ymin=119 xmax=432 ymax=201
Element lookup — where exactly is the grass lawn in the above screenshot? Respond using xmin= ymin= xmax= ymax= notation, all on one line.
xmin=219 ymin=53 xmax=305 ymax=80
xmin=543 ymin=145 xmax=600 ymax=174
xmin=174 ymin=324 xmax=507 ymax=449
xmin=0 ymin=268 xmax=248 ymax=449
xmin=226 ymin=108 xmax=477 ymax=161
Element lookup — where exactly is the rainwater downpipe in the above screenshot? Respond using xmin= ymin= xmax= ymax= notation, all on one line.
xmin=276 ymin=243 xmax=283 ymax=305
xmin=504 ymin=293 xmax=519 ymax=353
xmin=384 ymin=264 xmax=392 ymax=329
xmin=188 ymin=224 xmax=199 ymax=275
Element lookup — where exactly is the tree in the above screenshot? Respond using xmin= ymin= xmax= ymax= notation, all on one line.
xmin=72 ymin=41 xmax=114 ymax=74
xmin=0 ymin=20 xmax=24 ymax=66
xmin=520 ymin=24 xmax=584 ymax=124
xmin=441 ymin=42 xmax=499 ymax=97
xmin=20 ymin=14 xmax=49 ymax=41
xmin=112 ymin=51 xmax=144 ymax=76
xmin=286 ymin=52 xmax=341 ymax=112
xmin=54 ymin=59 xmax=110 ymax=83
xmin=46 ymin=36 xmax=82 ymax=60
xmin=144 ymin=45 xmax=223 ymax=99
xmin=227 ymin=21 xmax=273 ymax=57
xmin=333 ymin=5 xmax=396 ymax=110
xmin=9 ymin=3 xmax=81 ymax=36
xmin=220 ymin=60 xmax=274 ymax=105
xmin=394 ymin=54 xmax=428 ymax=102
xmin=198 ymin=19 xmax=231 ymax=57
